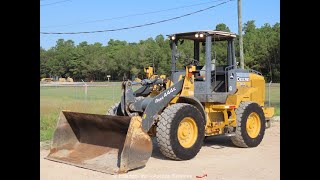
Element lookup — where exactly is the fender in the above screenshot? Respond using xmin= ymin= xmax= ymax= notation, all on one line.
xmin=176 ymin=96 xmax=206 ymax=124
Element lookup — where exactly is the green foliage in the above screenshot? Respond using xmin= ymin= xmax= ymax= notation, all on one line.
xmin=215 ymin=23 xmax=230 ymax=32
xmin=40 ymin=21 xmax=280 ymax=82
xmin=242 ymin=21 xmax=280 ymax=82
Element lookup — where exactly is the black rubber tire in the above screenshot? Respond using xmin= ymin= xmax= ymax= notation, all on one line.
xmin=106 ymin=102 xmax=124 ymax=116
xmin=231 ymin=101 xmax=266 ymax=148
xmin=156 ymin=103 xmax=205 ymax=160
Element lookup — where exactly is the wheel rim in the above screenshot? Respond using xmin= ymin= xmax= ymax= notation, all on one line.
xmin=177 ymin=117 xmax=198 ymax=148
xmin=246 ymin=112 xmax=261 ymax=138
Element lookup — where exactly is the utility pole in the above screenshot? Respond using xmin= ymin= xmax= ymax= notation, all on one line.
xmin=238 ymin=0 xmax=244 ymax=69
xmin=152 ymin=57 xmax=155 ymax=74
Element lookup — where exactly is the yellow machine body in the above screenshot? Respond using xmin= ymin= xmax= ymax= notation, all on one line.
xmin=169 ymin=66 xmax=274 ymax=137
xmin=143 ymin=66 xmax=168 ymax=97
xmin=144 ymin=66 xmax=154 ymax=79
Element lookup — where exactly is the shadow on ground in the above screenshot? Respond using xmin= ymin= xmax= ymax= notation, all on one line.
xmin=150 ymin=135 xmax=236 ymax=160
xmin=203 ymin=136 xmax=235 ymax=149
xmin=41 ymin=134 xmax=240 ymax=160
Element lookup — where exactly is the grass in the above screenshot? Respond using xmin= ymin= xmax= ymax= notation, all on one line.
xmin=265 ymin=83 xmax=280 ymax=116
xmin=40 ymin=85 xmax=123 ymax=141
xmin=40 ymin=83 xmax=280 ymax=141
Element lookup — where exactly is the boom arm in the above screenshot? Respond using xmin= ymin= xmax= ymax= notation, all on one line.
xmin=120 ymin=78 xmax=184 ymax=132
xmin=141 ymin=80 xmax=184 ymax=131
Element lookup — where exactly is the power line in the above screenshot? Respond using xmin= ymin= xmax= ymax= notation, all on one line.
xmin=41 ymin=0 xmax=226 ymax=29
xmin=40 ymin=0 xmax=234 ymax=35
xmin=41 ymin=0 xmax=71 ymax=7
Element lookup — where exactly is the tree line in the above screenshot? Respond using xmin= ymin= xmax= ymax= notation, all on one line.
xmin=40 ymin=21 xmax=280 ymax=82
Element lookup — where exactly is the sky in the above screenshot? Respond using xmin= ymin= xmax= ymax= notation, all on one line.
xmin=40 ymin=0 xmax=280 ymax=49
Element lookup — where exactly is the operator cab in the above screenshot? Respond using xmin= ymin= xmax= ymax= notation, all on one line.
xmin=168 ymin=30 xmax=239 ymax=103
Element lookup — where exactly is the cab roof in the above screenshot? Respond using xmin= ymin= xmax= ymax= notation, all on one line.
xmin=168 ymin=30 xmax=237 ymax=41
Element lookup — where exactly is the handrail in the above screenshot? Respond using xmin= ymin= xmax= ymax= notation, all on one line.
xmin=268 ymin=81 xmax=272 ymax=107
xmin=248 ymin=69 xmax=262 ymax=75
xmin=224 ymin=65 xmax=237 ymax=92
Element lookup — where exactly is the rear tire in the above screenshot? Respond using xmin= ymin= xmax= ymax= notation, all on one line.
xmin=156 ymin=103 xmax=205 ymax=160
xmin=231 ymin=101 xmax=266 ymax=147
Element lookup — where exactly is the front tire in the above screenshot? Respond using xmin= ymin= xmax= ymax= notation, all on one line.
xmin=231 ymin=101 xmax=266 ymax=147
xmin=156 ymin=103 xmax=205 ymax=160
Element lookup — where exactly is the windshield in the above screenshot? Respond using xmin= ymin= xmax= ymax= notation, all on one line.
xmin=173 ymin=39 xmax=228 ymax=69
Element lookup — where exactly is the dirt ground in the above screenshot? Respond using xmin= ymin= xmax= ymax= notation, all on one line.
xmin=40 ymin=121 xmax=280 ymax=180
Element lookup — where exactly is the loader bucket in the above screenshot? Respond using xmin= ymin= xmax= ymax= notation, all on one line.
xmin=45 ymin=111 xmax=152 ymax=174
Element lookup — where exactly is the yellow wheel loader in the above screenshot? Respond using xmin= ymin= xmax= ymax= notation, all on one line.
xmin=144 ymin=66 xmax=167 ymax=80
xmin=143 ymin=66 xmax=168 ymax=97
xmin=46 ymin=30 xmax=274 ymax=174
xmin=141 ymin=66 xmax=168 ymax=97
